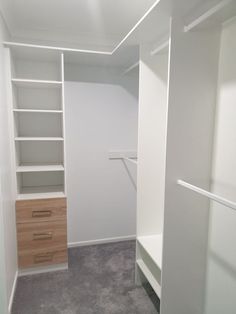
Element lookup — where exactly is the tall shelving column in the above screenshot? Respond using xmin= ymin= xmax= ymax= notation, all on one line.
xmin=136 ymin=39 xmax=170 ymax=299
xmin=6 ymin=46 xmax=67 ymax=200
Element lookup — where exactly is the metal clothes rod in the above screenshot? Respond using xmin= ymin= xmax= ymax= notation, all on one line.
xmin=177 ymin=180 xmax=236 ymax=211
xmin=184 ymin=0 xmax=232 ymax=32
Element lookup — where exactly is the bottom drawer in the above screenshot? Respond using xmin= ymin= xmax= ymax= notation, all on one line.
xmin=18 ymin=249 xmax=68 ymax=269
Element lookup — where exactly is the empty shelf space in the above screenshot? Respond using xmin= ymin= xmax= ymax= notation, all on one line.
xmin=15 ymin=137 xmax=64 ymax=141
xmin=137 ymin=259 xmax=161 ymax=298
xmin=12 ymin=78 xmax=62 ymax=88
xmin=16 ymin=164 xmax=64 ymax=173
xmin=13 ymin=109 xmax=63 ymax=113
xmin=137 ymin=234 xmax=163 ymax=270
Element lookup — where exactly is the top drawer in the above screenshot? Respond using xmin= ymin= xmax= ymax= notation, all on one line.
xmin=16 ymin=198 xmax=67 ymax=223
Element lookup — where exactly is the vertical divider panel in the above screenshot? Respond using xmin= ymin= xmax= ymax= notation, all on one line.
xmin=160 ymin=18 xmax=221 ymax=314
xmin=5 ymin=48 xmax=18 ymax=197
xmin=61 ymin=53 xmax=67 ymax=196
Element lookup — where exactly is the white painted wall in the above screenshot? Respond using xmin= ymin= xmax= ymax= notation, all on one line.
xmin=64 ymin=81 xmax=138 ymax=245
xmin=204 ymin=18 xmax=236 ymax=314
xmin=0 ymin=11 xmax=18 ymax=314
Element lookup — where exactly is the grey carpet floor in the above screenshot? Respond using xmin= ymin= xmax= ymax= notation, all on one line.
xmin=12 ymin=241 xmax=159 ymax=314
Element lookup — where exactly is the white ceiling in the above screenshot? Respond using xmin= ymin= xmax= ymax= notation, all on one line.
xmin=0 ymin=0 xmax=157 ymax=50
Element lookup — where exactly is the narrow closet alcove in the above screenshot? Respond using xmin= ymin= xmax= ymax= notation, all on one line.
xmin=1 ymin=1 xmax=236 ymax=314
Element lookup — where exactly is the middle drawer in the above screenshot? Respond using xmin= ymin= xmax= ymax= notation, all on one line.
xmin=17 ymin=220 xmax=67 ymax=253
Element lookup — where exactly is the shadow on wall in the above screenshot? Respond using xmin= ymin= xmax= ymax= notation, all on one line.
xmin=122 ymin=160 xmax=137 ymax=191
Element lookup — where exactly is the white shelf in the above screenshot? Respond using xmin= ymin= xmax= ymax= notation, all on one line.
xmin=13 ymin=109 xmax=63 ymax=114
xmin=15 ymin=137 xmax=64 ymax=141
xmin=17 ymin=191 xmax=65 ymax=200
xmin=16 ymin=164 xmax=64 ymax=173
xmin=136 ymin=259 xmax=161 ymax=298
xmin=17 ymin=185 xmax=65 ymax=200
xmin=137 ymin=234 xmax=163 ymax=270
xmin=12 ymin=78 xmax=62 ymax=88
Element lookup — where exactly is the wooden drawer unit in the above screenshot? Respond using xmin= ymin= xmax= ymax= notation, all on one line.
xmin=16 ymin=198 xmax=67 ymax=224
xmin=17 ymin=220 xmax=67 ymax=253
xmin=16 ymin=197 xmax=68 ymax=269
xmin=18 ymin=249 xmax=68 ymax=268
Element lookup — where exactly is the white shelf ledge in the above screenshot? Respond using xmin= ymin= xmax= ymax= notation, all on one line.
xmin=17 ymin=191 xmax=66 ymax=200
xmin=137 ymin=234 xmax=163 ymax=270
xmin=15 ymin=137 xmax=64 ymax=141
xmin=13 ymin=109 xmax=63 ymax=114
xmin=12 ymin=78 xmax=62 ymax=88
xmin=17 ymin=185 xmax=65 ymax=200
xmin=136 ymin=259 xmax=161 ymax=298
xmin=16 ymin=164 xmax=64 ymax=173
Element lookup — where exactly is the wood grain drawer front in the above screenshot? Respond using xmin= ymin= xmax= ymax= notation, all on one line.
xmin=18 ymin=249 xmax=68 ymax=268
xmin=17 ymin=221 xmax=67 ymax=253
xmin=16 ymin=198 xmax=67 ymax=223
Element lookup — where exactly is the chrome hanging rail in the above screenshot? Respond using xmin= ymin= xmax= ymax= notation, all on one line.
xmin=177 ymin=180 xmax=236 ymax=211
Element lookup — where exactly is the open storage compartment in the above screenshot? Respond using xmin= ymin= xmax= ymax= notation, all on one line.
xmin=136 ymin=35 xmax=170 ymax=298
xmin=16 ymin=171 xmax=65 ymax=199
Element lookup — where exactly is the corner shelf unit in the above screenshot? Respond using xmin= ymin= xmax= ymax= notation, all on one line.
xmin=6 ymin=46 xmax=67 ymax=200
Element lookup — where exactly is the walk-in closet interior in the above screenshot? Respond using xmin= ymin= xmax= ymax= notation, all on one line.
xmin=0 ymin=0 xmax=236 ymax=313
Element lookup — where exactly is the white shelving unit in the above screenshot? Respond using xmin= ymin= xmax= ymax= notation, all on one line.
xmin=136 ymin=34 xmax=170 ymax=299
xmin=6 ymin=46 xmax=67 ymax=199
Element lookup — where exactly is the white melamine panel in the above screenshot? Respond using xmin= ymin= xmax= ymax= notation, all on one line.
xmin=204 ymin=17 xmax=236 ymax=314
xmin=15 ymin=112 xmax=62 ymax=137
xmin=15 ymin=137 xmax=64 ymax=141
xmin=11 ymin=78 xmax=62 ymax=88
xmin=0 ymin=16 xmax=17 ymax=312
xmin=161 ymin=19 xmax=220 ymax=314
xmin=13 ymin=85 xmax=62 ymax=110
xmin=65 ymin=81 xmax=138 ymax=244
xmin=137 ymin=45 xmax=169 ymax=237
xmin=16 ymin=164 xmax=64 ymax=172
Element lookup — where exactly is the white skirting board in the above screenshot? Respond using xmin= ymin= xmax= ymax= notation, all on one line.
xmin=18 ymin=263 xmax=68 ymax=277
xmin=8 ymin=270 xmax=18 ymax=314
xmin=68 ymin=235 xmax=136 ymax=248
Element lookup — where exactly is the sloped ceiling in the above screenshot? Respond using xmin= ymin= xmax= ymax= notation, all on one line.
xmin=0 ymin=0 xmax=157 ymax=50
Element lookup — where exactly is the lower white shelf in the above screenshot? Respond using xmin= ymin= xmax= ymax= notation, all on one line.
xmin=16 ymin=164 xmax=64 ymax=173
xmin=137 ymin=259 xmax=161 ymax=298
xmin=137 ymin=234 xmax=163 ymax=270
xmin=17 ymin=185 xmax=65 ymax=200
xmin=15 ymin=137 xmax=64 ymax=141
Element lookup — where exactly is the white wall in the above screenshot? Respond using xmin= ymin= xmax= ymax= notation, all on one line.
xmin=64 ymin=81 xmax=138 ymax=245
xmin=204 ymin=18 xmax=236 ymax=314
xmin=0 ymin=11 xmax=17 ymax=314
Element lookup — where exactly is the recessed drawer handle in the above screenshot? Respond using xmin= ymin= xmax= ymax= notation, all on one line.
xmin=34 ymin=252 xmax=54 ymax=264
xmin=33 ymin=232 xmax=53 ymax=241
xmin=32 ymin=210 xmax=52 ymax=218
